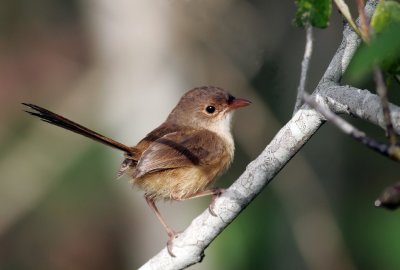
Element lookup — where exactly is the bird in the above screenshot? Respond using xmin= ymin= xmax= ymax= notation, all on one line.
xmin=23 ymin=86 xmax=251 ymax=256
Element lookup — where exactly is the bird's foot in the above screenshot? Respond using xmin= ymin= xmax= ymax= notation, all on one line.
xmin=166 ymin=231 xmax=180 ymax=257
xmin=208 ymin=188 xmax=225 ymax=216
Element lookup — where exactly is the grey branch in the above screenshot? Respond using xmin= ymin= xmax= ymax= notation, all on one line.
xmin=303 ymin=92 xmax=399 ymax=161
xmin=321 ymin=0 xmax=377 ymax=83
xmin=355 ymin=0 xmax=397 ymax=145
xmin=140 ymin=0 xmax=382 ymax=269
xmin=293 ymin=25 xmax=314 ymax=115
xmin=318 ymin=84 xmax=400 ymax=135
xmin=140 ymin=106 xmax=325 ymax=270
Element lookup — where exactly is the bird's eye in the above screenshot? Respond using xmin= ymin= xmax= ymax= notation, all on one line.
xmin=205 ymin=105 xmax=216 ymax=114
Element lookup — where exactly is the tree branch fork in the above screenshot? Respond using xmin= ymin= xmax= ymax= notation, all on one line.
xmin=141 ymin=82 xmax=398 ymax=269
xmin=139 ymin=0 xmax=395 ymax=269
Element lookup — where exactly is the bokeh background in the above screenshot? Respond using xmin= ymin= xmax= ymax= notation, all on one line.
xmin=1 ymin=0 xmax=400 ymax=269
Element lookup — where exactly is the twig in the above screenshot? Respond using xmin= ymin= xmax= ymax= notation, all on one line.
xmin=293 ymin=25 xmax=314 ymax=115
xmin=303 ymin=92 xmax=400 ymax=161
xmin=334 ymin=0 xmax=362 ymax=36
xmin=374 ymin=67 xmax=398 ymax=145
xmin=356 ymin=0 xmax=371 ymax=42
xmin=356 ymin=0 xmax=397 ymax=146
xmin=375 ymin=182 xmax=400 ymax=210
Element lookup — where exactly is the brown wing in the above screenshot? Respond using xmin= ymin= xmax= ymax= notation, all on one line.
xmin=133 ymin=129 xmax=227 ymax=179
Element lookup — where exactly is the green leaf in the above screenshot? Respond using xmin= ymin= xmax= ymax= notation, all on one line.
xmin=371 ymin=0 xmax=400 ymax=33
xmin=294 ymin=0 xmax=332 ymax=28
xmin=347 ymin=22 xmax=400 ymax=81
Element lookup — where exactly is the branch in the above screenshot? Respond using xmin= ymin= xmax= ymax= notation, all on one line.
xmin=317 ymin=84 xmax=400 ymax=135
xmin=293 ymin=25 xmax=314 ymax=115
xmin=140 ymin=1 xmax=379 ymax=268
xmin=303 ymin=92 xmax=400 ymax=161
xmin=334 ymin=0 xmax=362 ymax=37
xmin=322 ymin=0 xmax=378 ymax=83
xmin=140 ymin=108 xmax=325 ymax=270
xmin=356 ymin=0 xmax=397 ymax=145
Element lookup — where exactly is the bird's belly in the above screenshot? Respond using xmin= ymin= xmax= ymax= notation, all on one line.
xmin=133 ymin=165 xmax=222 ymax=200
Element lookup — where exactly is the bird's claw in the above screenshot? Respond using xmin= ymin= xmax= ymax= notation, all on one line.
xmin=167 ymin=231 xmax=179 ymax=257
xmin=208 ymin=188 xmax=225 ymax=217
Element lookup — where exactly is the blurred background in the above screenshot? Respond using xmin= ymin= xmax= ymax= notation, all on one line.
xmin=1 ymin=0 xmax=400 ymax=269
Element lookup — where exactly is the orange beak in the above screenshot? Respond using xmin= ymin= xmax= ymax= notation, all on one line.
xmin=228 ymin=97 xmax=252 ymax=111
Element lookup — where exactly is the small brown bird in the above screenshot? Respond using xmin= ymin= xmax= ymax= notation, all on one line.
xmin=23 ymin=86 xmax=251 ymax=256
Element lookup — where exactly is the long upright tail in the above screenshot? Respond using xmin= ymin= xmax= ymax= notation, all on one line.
xmin=23 ymin=103 xmax=133 ymax=154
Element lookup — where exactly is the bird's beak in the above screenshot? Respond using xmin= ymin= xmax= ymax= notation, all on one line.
xmin=228 ymin=98 xmax=252 ymax=111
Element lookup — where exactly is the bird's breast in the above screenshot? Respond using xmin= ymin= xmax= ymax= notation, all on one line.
xmin=133 ymin=144 xmax=233 ymax=201
xmin=133 ymin=165 xmax=217 ymax=200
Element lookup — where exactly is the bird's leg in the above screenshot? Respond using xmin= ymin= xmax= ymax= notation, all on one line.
xmin=145 ymin=196 xmax=177 ymax=257
xmin=174 ymin=188 xmax=225 ymax=216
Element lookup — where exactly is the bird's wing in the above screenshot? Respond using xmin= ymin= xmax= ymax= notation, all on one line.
xmin=133 ymin=129 xmax=226 ymax=179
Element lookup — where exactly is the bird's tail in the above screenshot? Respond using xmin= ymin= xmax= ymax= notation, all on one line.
xmin=22 ymin=103 xmax=133 ymax=154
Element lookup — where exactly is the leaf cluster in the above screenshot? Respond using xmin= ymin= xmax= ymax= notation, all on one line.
xmin=294 ymin=0 xmax=332 ymax=28
xmin=349 ymin=1 xmax=400 ymax=81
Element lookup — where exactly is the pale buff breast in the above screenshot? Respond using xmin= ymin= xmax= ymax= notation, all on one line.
xmin=133 ymin=157 xmax=231 ymax=201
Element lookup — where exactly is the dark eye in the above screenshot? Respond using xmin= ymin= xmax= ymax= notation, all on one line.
xmin=205 ymin=105 xmax=216 ymax=114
